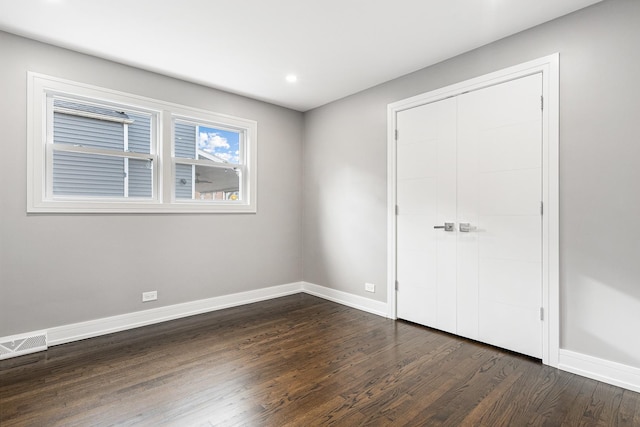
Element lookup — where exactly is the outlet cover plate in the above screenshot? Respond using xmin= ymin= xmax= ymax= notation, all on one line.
xmin=142 ymin=291 xmax=158 ymax=302
xmin=365 ymin=283 xmax=375 ymax=293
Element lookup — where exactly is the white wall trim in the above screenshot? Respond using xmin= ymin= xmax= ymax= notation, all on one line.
xmin=5 ymin=281 xmax=640 ymax=394
xmin=559 ymin=349 xmax=640 ymax=394
xmin=301 ymin=282 xmax=388 ymax=318
xmin=387 ymin=53 xmax=560 ymax=367
xmin=7 ymin=282 xmax=388 ymax=350
xmin=48 ymin=282 xmax=303 ymax=346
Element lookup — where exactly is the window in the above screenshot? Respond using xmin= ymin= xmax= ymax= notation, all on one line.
xmin=173 ymin=119 xmax=243 ymax=202
xmin=51 ymin=99 xmax=155 ymax=199
xmin=27 ymin=73 xmax=257 ymax=213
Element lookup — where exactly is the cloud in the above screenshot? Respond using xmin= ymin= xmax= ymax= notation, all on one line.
xmin=215 ymin=152 xmax=236 ymax=163
xmin=198 ymin=132 xmax=229 ymax=151
xmin=198 ymin=131 xmax=239 ymax=163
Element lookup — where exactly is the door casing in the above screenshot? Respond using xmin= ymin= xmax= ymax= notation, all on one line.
xmin=387 ymin=54 xmax=560 ymax=367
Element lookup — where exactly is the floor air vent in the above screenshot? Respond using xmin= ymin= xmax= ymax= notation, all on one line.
xmin=0 ymin=331 xmax=48 ymax=360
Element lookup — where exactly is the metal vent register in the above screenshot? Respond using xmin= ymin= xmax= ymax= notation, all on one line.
xmin=0 ymin=331 xmax=48 ymax=359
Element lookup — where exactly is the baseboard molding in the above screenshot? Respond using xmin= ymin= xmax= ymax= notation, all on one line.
xmin=6 ymin=282 xmax=640 ymax=394
xmin=34 ymin=281 xmax=389 ymax=348
xmin=301 ymin=282 xmax=388 ymax=318
xmin=48 ymin=282 xmax=303 ymax=346
xmin=4 ymin=283 xmax=640 ymax=395
xmin=559 ymin=349 xmax=640 ymax=393
xmin=24 ymin=283 xmax=640 ymax=394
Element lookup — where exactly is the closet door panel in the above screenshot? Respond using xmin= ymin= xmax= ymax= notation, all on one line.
xmin=396 ymin=98 xmax=457 ymax=333
xmin=457 ymin=73 xmax=543 ymax=358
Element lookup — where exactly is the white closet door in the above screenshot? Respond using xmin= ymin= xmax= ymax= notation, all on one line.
xmin=396 ymin=98 xmax=457 ymax=333
xmin=457 ymin=73 xmax=543 ymax=358
xmin=395 ymin=73 xmax=543 ymax=358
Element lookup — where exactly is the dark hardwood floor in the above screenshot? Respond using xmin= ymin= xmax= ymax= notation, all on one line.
xmin=1 ymin=294 xmax=639 ymax=426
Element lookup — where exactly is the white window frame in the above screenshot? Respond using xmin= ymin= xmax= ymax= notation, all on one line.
xmin=47 ymin=96 xmax=155 ymax=201
xmin=171 ymin=115 xmax=248 ymax=205
xmin=27 ymin=72 xmax=257 ymax=213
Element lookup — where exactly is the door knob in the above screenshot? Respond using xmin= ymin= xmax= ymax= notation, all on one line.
xmin=434 ymin=222 xmax=454 ymax=232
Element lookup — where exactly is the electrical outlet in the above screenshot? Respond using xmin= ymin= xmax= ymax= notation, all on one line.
xmin=142 ymin=291 xmax=157 ymax=302
xmin=365 ymin=283 xmax=375 ymax=293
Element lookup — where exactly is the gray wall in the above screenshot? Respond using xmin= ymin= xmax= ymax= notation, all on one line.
xmin=303 ymin=0 xmax=640 ymax=368
xmin=0 ymin=31 xmax=304 ymax=335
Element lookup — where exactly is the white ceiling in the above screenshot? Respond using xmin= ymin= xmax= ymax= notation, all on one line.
xmin=0 ymin=0 xmax=602 ymax=111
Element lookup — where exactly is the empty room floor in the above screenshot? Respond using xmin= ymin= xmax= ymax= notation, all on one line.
xmin=1 ymin=294 xmax=639 ymax=426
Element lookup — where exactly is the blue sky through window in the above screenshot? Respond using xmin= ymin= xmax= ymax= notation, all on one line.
xmin=198 ymin=126 xmax=240 ymax=164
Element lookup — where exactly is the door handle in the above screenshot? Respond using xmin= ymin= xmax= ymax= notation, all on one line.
xmin=434 ymin=222 xmax=454 ymax=232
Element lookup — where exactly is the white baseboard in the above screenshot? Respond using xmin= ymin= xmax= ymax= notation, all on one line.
xmin=559 ymin=349 xmax=640 ymax=393
xmin=48 ymin=282 xmax=303 ymax=346
xmin=301 ymin=282 xmax=388 ymax=318
xmin=15 ymin=284 xmax=640 ymax=395
xmin=22 ymin=281 xmax=388 ymax=349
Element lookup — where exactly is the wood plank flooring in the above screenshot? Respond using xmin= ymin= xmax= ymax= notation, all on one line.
xmin=1 ymin=294 xmax=639 ymax=426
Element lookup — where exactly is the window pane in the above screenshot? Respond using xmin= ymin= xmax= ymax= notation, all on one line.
xmin=175 ymin=122 xmax=196 ymax=159
xmin=198 ymin=125 xmax=241 ymax=165
xmin=53 ymin=110 xmax=124 ymax=151
xmin=53 ymin=100 xmax=153 ymax=155
xmin=175 ymin=164 xmax=241 ymax=201
xmin=128 ymin=159 xmax=153 ymax=198
xmin=53 ymin=151 xmax=124 ymax=196
xmin=175 ymin=163 xmax=193 ymax=199
xmin=127 ymin=112 xmax=152 ymax=154
xmin=174 ymin=121 xmax=243 ymax=201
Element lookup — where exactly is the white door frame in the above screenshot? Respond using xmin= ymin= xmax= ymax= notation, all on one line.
xmin=387 ymin=53 xmax=560 ymax=367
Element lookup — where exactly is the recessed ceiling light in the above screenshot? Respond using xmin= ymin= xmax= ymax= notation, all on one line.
xmin=286 ymin=74 xmax=298 ymax=83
